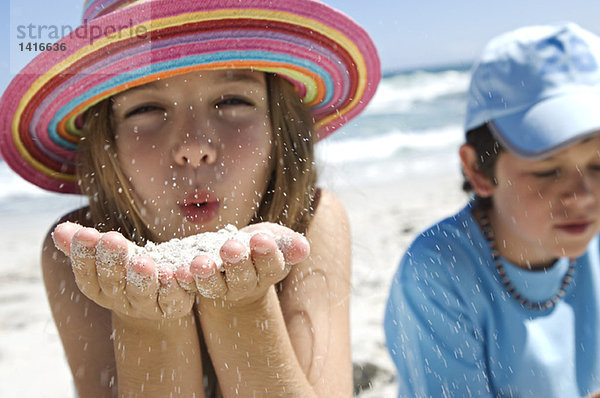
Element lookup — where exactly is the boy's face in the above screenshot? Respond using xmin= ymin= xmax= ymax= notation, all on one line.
xmin=488 ymin=135 xmax=600 ymax=268
xmin=110 ymin=69 xmax=273 ymax=240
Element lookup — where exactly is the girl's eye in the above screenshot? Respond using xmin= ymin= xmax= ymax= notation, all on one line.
xmin=531 ymin=169 xmax=560 ymax=178
xmin=125 ymin=105 xmax=162 ymax=118
xmin=215 ymin=97 xmax=254 ymax=109
xmin=590 ymin=164 xmax=600 ymax=171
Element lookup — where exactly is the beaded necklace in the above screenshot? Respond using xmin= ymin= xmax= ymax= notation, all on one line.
xmin=478 ymin=209 xmax=576 ymax=311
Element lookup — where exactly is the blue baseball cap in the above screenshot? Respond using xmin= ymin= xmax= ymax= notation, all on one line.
xmin=465 ymin=22 xmax=600 ymax=159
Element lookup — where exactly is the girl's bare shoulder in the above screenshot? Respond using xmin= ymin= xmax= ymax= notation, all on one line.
xmin=309 ymin=189 xmax=349 ymax=238
xmin=302 ymin=189 xmax=351 ymax=272
xmin=57 ymin=206 xmax=92 ymax=226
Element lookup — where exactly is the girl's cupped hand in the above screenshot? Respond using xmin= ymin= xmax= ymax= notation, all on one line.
xmin=52 ymin=222 xmax=195 ymax=320
xmin=52 ymin=221 xmax=310 ymax=316
xmin=176 ymin=222 xmax=310 ymax=306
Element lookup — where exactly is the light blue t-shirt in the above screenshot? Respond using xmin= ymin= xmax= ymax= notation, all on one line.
xmin=384 ymin=203 xmax=600 ymax=397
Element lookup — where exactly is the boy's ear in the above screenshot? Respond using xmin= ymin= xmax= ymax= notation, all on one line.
xmin=459 ymin=144 xmax=495 ymax=198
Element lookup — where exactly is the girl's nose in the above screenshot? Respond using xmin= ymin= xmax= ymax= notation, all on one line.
xmin=172 ymin=138 xmax=217 ymax=167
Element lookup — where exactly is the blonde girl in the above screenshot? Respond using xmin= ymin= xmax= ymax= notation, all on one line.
xmin=0 ymin=1 xmax=381 ymax=396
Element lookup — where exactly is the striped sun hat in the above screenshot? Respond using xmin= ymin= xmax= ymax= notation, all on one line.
xmin=0 ymin=0 xmax=381 ymax=194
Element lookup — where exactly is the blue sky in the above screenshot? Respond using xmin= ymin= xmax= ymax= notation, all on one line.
xmin=323 ymin=0 xmax=600 ymax=72
xmin=1 ymin=0 xmax=600 ymax=92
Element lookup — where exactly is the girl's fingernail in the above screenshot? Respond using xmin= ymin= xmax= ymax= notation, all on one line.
xmin=126 ymin=257 xmax=155 ymax=288
xmin=175 ymin=264 xmax=195 ymax=284
xmin=251 ymin=233 xmax=274 ymax=256
xmin=70 ymin=241 xmax=95 ymax=258
xmin=223 ymin=244 xmax=247 ymax=264
xmin=191 ymin=258 xmax=216 ymax=278
xmin=275 ymin=235 xmax=294 ymax=255
xmin=198 ymin=262 xmax=216 ymax=278
xmin=97 ymin=239 xmax=128 ymax=267
xmin=253 ymin=244 xmax=272 ymax=256
xmin=158 ymin=269 xmax=174 ymax=284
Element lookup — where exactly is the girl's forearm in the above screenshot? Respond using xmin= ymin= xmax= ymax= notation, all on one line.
xmin=112 ymin=312 xmax=205 ymax=397
xmin=197 ymin=286 xmax=317 ymax=398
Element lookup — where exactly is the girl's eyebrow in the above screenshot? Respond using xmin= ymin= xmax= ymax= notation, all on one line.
xmin=213 ymin=71 xmax=265 ymax=85
xmin=121 ymin=81 xmax=161 ymax=95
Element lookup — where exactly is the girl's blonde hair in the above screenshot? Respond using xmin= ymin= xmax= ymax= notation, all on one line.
xmin=76 ymin=73 xmax=318 ymax=244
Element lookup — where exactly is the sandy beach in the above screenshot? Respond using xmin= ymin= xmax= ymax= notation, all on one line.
xmin=0 ymin=169 xmax=466 ymax=397
xmin=0 ymin=193 xmax=86 ymax=397
xmin=340 ymin=172 xmax=465 ymax=396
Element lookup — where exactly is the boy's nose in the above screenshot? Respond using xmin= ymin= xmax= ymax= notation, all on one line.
xmin=172 ymin=139 xmax=217 ymax=167
xmin=561 ymin=173 xmax=596 ymax=207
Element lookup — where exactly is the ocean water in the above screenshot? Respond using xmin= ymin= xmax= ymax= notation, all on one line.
xmin=317 ymin=64 xmax=470 ymax=189
xmin=0 ymin=64 xmax=471 ymax=209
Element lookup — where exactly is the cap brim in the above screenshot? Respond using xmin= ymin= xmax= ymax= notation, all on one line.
xmin=491 ymin=89 xmax=600 ymax=159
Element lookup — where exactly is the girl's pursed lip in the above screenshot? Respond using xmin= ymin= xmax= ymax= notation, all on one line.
xmin=179 ymin=201 xmax=220 ymax=224
xmin=177 ymin=191 xmax=220 ymax=224
xmin=178 ymin=191 xmax=218 ymax=206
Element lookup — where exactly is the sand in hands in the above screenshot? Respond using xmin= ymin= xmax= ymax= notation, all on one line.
xmin=125 ymin=225 xmax=267 ymax=287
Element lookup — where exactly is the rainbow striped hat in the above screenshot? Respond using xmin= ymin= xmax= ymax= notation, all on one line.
xmin=0 ymin=0 xmax=381 ymax=194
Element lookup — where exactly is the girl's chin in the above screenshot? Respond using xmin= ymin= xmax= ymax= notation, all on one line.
xmin=144 ymin=221 xmax=212 ymax=241
xmin=144 ymin=212 xmax=253 ymax=240
xmin=178 ymin=222 xmax=218 ymax=236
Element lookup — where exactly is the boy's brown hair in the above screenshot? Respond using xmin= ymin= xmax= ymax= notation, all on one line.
xmin=462 ymin=123 xmax=504 ymax=209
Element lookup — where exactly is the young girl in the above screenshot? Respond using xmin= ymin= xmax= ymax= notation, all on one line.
xmin=0 ymin=1 xmax=380 ymax=396
xmin=384 ymin=23 xmax=600 ymax=397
